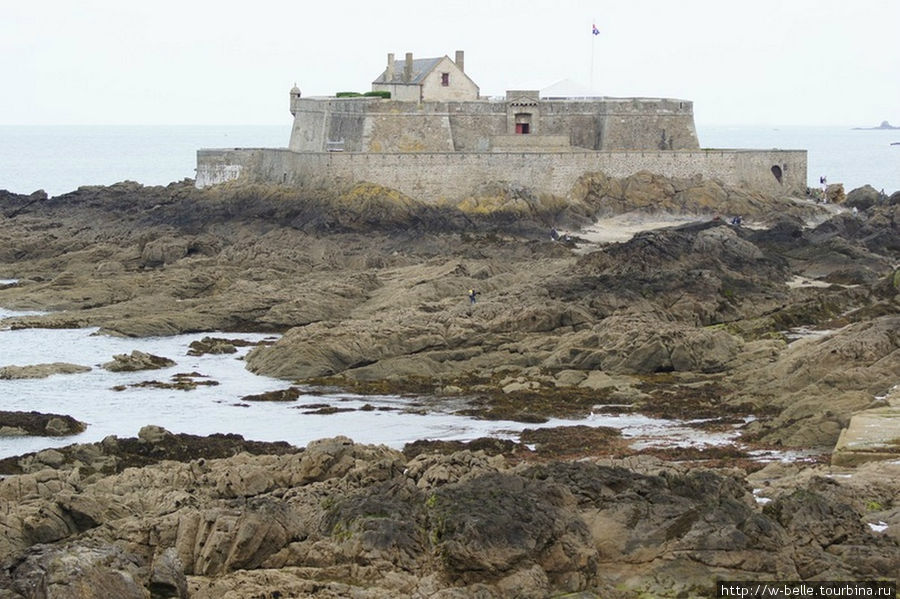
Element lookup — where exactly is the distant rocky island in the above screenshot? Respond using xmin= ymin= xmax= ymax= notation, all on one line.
xmin=852 ymin=120 xmax=899 ymax=130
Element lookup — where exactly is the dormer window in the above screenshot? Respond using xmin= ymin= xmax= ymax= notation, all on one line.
xmin=441 ymin=72 xmax=449 ymax=86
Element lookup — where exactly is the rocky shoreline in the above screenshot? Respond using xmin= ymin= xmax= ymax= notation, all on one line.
xmin=1 ymin=175 xmax=898 ymax=596
xmin=0 ymin=429 xmax=897 ymax=598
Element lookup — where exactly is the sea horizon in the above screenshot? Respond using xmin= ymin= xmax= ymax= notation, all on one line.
xmin=1 ymin=123 xmax=898 ymax=197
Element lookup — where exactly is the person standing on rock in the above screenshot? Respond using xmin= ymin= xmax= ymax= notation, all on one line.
xmin=468 ymin=289 xmax=479 ymax=304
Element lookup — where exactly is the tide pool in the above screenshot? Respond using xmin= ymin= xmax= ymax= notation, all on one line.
xmin=0 ymin=312 xmax=764 ymax=460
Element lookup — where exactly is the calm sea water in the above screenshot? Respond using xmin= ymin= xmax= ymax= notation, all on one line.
xmin=0 ymin=125 xmax=897 ymax=197
xmin=0 ymin=125 xmax=287 ymax=197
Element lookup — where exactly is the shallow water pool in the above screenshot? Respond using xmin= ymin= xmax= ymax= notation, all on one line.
xmin=0 ymin=311 xmax=757 ymax=459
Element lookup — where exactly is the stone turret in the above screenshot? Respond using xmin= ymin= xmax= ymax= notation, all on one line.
xmin=289 ymin=84 xmax=301 ymax=116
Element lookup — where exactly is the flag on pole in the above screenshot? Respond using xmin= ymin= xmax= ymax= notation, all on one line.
xmin=592 ymin=23 xmax=600 ymax=35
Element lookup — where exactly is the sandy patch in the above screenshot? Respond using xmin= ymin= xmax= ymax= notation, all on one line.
xmin=786 ymin=275 xmax=832 ymax=289
xmin=572 ymin=213 xmax=703 ymax=249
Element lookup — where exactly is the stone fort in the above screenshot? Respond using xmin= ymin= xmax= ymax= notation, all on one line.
xmin=196 ymin=50 xmax=807 ymax=200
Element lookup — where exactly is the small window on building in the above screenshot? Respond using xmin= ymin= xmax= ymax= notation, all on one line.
xmin=441 ymin=72 xmax=450 ymax=86
xmin=771 ymin=165 xmax=783 ymax=184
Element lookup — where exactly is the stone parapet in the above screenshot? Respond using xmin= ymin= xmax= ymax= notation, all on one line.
xmin=197 ymin=148 xmax=808 ymax=200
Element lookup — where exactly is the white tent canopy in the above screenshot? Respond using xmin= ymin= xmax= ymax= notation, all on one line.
xmin=540 ymin=79 xmax=597 ymax=99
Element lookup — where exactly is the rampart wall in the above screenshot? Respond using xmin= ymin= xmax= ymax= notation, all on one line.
xmin=196 ymin=148 xmax=808 ymax=201
xmin=288 ymin=97 xmax=699 ymax=153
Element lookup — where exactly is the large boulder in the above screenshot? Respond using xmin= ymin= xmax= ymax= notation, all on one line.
xmin=845 ymin=185 xmax=881 ymax=211
xmin=0 ymin=410 xmax=86 ymax=437
xmin=429 ymin=471 xmax=595 ymax=589
xmin=545 ymin=314 xmax=743 ymax=374
xmin=140 ymin=236 xmax=190 ymax=267
xmin=692 ymin=225 xmax=764 ymax=261
xmin=102 ymin=350 xmax=175 ymax=372
xmin=825 ymin=183 xmax=845 ymax=204
xmin=0 ymin=541 xmax=160 ymax=599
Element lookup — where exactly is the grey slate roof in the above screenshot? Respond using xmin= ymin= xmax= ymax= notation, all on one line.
xmin=372 ymin=57 xmax=445 ymax=85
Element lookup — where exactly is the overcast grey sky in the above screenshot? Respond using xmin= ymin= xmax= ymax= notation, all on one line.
xmin=2 ymin=0 xmax=897 ymax=127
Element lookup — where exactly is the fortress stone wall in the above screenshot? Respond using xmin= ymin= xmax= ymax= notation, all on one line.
xmin=287 ymin=96 xmax=700 ymax=154
xmin=199 ymin=56 xmax=808 ymax=202
xmin=196 ymin=148 xmax=807 ymax=200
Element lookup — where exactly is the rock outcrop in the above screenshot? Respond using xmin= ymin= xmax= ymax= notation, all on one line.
xmin=0 ymin=363 xmax=91 ymax=379
xmin=573 ymin=170 xmax=822 ymax=220
xmin=1 ymin=177 xmax=899 ymax=596
xmin=0 ymin=426 xmax=298 ymax=477
xmin=845 ymin=184 xmax=882 ymax=211
xmin=0 ymin=433 xmax=896 ymax=598
xmin=1 ymin=180 xmax=897 ymax=450
xmin=0 ymin=411 xmax=86 ymax=437
xmin=101 ymin=350 xmax=175 ymax=372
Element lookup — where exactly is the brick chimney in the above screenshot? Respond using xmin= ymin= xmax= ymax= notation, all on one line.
xmin=386 ymin=53 xmax=395 ymax=81
xmin=404 ymin=52 xmax=413 ymax=83
xmin=455 ymin=50 xmax=464 ymax=73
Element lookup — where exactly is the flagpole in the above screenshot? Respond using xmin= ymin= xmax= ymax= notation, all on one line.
xmin=590 ymin=37 xmax=594 ymax=92
xmin=590 ymin=18 xmax=597 ymax=93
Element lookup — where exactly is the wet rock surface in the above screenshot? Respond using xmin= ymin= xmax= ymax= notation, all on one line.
xmin=0 ymin=425 xmax=298 ymax=476
xmin=101 ymin=350 xmax=176 ymax=372
xmin=0 ymin=178 xmax=898 ymax=596
xmin=0 ymin=410 xmax=86 ymax=437
xmin=111 ymin=371 xmax=220 ymax=392
xmin=187 ymin=336 xmax=272 ymax=356
xmin=0 ymin=362 xmax=91 ymax=379
xmin=240 ymin=386 xmax=301 ymax=402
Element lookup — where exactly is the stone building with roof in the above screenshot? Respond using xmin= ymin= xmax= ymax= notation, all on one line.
xmin=371 ymin=51 xmax=478 ymax=102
